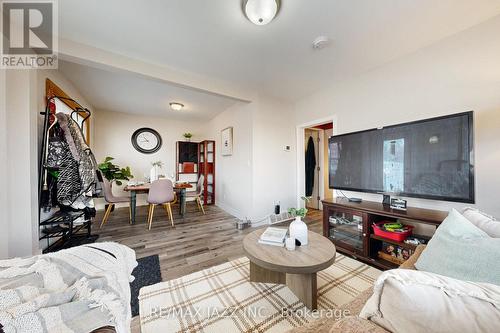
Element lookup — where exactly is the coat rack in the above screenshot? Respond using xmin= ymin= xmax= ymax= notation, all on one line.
xmin=39 ymin=95 xmax=98 ymax=253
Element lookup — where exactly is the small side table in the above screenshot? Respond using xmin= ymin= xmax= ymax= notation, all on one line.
xmin=243 ymin=229 xmax=336 ymax=310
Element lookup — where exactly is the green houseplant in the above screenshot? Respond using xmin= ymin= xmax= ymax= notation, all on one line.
xmin=151 ymin=161 xmax=163 ymax=169
xmin=98 ymin=157 xmax=133 ymax=186
xmin=288 ymin=196 xmax=311 ymax=218
xmin=183 ymin=132 xmax=193 ymax=141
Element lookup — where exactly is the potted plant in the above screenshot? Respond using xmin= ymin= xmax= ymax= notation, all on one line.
xmin=150 ymin=160 xmax=164 ymax=181
xmin=183 ymin=132 xmax=193 ymax=142
xmin=288 ymin=196 xmax=311 ymax=245
xmin=98 ymin=157 xmax=134 ymax=185
xmin=98 ymin=157 xmax=133 ymax=211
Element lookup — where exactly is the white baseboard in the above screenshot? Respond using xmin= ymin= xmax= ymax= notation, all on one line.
xmin=216 ymin=201 xmax=245 ymax=220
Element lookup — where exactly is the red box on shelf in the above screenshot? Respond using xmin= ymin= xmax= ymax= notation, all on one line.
xmin=182 ymin=162 xmax=195 ymax=173
xmin=373 ymin=222 xmax=413 ymax=242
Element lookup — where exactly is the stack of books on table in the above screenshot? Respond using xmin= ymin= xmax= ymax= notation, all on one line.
xmin=258 ymin=227 xmax=288 ymax=247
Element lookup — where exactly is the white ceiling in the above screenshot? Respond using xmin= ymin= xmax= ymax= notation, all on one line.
xmin=58 ymin=60 xmax=241 ymax=121
xmin=58 ymin=0 xmax=500 ymax=103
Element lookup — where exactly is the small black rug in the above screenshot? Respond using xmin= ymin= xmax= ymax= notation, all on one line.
xmin=130 ymin=255 xmax=162 ymax=317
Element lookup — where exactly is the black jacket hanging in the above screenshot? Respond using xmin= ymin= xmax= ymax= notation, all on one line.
xmin=305 ymin=136 xmax=316 ymax=197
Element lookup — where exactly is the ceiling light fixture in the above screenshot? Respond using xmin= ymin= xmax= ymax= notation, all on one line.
xmin=243 ymin=0 xmax=280 ymax=26
xmin=170 ymin=102 xmax=184 ymax=111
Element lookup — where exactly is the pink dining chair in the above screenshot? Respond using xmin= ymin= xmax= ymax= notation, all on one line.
xmin=147 ymin=179 xmax=176 ymax=230
xmin=100 ymin=175 xmax=131 ymax=228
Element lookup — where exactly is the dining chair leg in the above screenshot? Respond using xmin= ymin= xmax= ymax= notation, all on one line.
xmin=148 ymin=204 xmax=156 ymax=230
xmin=100 ymin=203 xmax=114 ymax=228
xmin=197 ymin=197 xmax=206 ymax=215
xmin=147 ymin=204 xmax=151 ymax=229
xmin=163 ymin=203 xmax=172 ymax=223
xmin=167 ymin=202 xmax=174 ymax=226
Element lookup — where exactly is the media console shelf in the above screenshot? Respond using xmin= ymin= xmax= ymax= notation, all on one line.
xmin=322 ymin=198 xmax=448 ymax=270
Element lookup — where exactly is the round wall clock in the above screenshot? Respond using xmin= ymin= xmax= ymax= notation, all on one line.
xmin=131 ymin=128 xmax=162 ymax=154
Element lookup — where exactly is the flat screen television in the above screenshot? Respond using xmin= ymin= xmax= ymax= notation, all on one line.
xmin=328 ymin=111 xmax=474 ymax=203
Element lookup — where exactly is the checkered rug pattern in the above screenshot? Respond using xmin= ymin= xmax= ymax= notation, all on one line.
xmin=139 ymin=254 xmax=381 ymax=333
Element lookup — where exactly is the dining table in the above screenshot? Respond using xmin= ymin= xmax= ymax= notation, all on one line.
xmin=123 ymin=182 xmax=193 ymax=224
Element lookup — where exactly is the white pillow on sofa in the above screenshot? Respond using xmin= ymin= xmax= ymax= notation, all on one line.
xmin=360 ymin=269 xmax=500 ymax=333
xmin=462 ymin=207 xmax=500 ymax=238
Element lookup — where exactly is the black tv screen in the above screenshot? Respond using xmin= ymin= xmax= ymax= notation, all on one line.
xmin=329 ymin=112 xmax=474 ymax=203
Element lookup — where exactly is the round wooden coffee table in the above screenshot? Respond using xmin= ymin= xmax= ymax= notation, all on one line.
xmin=243 ymin=229 xmax=336 ymax=310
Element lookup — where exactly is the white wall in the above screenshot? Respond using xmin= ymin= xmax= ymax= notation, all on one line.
xmin=294 ymin=15 xmax=500 ymax=218
xmin=251 ymin=96 xmax=296 ymax=220
xmin=4 ymin=70 xmax=39 ymax=258
xmin=200 ymin=95 xmax=296 ymax=221
xmin=0 ymin=69 xmax=8 ymax=259
xmin=93 ymin=109 xmax=204 ymax=209
xmin=203 ymin=102 xmax=254 ymax=219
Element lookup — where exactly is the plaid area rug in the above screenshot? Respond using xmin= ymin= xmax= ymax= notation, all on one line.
xmin=139 ymin=254 xmax=381 ymax=333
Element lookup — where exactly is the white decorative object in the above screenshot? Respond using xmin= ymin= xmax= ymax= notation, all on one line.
xmin=221 ymin=127 xmax=233 ymax=156
xmin=289 ymin=216 xmax=308 ymax=246
xmin=150 ymin=166 xmax=158 ymax=182
xmin=285 ymin=237 xmax=296 ymax=251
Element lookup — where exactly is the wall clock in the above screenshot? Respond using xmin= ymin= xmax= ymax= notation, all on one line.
xmin=131 ymin=128 xmax=162 ymax=154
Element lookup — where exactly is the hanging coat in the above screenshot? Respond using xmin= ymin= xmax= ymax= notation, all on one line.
xmin=305 ymin=136 xmax=316 ymax=197
xmin=55 ymin=112 xmax=98 ymax=209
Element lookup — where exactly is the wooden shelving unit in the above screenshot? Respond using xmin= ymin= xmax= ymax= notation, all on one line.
xmin=198 ymin=140 xmax=215 ymax=205
xmin=176 ymin=141 xmax=200 ymax=190
xmin=322 ymin=198 xmax=447 ymax=270
xmin=370 ymin=234 xmax=417 ymax=251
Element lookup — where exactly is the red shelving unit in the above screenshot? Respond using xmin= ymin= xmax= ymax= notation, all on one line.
xmin=198 ymin=140 xmax=215 ymax=205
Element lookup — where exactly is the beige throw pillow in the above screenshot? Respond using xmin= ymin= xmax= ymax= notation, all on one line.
xmin=360 ymin=269 xmax=500 ymax=333
xmin=462 ymin=207 xmax=500 ymax=238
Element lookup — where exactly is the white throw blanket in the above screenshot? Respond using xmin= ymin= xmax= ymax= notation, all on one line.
xmin=0 ymin=242 xmax=137 ymax=333
xmin=360 ymin=269 xmax=500 ymax=333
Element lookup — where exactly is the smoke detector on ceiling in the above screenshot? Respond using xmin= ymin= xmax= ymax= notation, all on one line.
xmin=312 ymin=36 xmax=330 ymax=50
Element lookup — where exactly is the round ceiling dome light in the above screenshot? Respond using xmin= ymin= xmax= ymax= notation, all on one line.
xmin=170 ymin=102 xmax=184 ymax=111
xmin=244 ymin=0 xmax=280 ymax=26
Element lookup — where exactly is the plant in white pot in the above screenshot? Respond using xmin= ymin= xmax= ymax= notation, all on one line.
xmin=150 ymin=161 xmax=163 ymax=182
xmin=288 ymin=196 xmax=311 ymax=246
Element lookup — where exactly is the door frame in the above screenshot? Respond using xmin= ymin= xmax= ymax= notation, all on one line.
xmin=296 ymin=115 xmax=337 ymax=210
xmin=304 ymin=127 xmax=322 ymax=210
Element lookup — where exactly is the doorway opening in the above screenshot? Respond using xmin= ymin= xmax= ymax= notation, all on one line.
xmin=301 ymin=121 xmax=334 ymax=210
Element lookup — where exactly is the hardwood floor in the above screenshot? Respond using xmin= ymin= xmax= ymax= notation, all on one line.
xmin=93 ymin=203 xmax=323 ymax=332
